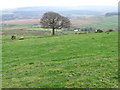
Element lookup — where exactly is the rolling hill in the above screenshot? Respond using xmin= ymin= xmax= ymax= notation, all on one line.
xmin=2 ymin=32 xmax=118 ymax=88
xmin=1 ymin=5 xmax=117 ymax=21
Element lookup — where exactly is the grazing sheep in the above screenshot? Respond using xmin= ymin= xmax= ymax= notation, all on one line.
xmin=19 ymin=37 xmax=24 ymax=40
xmin=11 ymin=35 xmax=16 ymax=40
xmin=96 ymin=29 xmax=103 ymax=33
xmin=74 ymin=30 xmax=79 ymax=32
xmin=106 ymin=29 xmax=114 ymax=32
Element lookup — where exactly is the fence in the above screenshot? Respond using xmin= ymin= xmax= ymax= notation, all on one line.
xmin=1 ymin=53 xmax=118 ymax=76
xmin=2 ymin=53 xmax=119 ymax=88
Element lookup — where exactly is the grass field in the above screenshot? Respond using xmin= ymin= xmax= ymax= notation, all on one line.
xmin=79 ymin=16 xmax=118 ymax=31
xmin=2 ymin=32 xmax=118 ymax=88
xmin=81 ymin=22 xmax=118 ymax=31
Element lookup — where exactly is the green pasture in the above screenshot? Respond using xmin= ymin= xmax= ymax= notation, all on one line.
xmin=2 ymin=32 xmax=118 ymax=88
xmin=80 ymin=16 xmax=118 ymax=31
xmin=81 ymin=22 xmax=118 ymax=31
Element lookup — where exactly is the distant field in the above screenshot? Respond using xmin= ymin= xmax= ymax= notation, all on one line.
xmin=81 ymin=22 xmax=118 ymax=31
xmin=2 ymin=17 xmax=99 ymax=26
xmin=80 ymin=16 xmax=118 ymax=31
xmin=2 ymin=24 xmax=75 ymax=36
xmin=2 ymin=15 xmax=118 ymax=31
xmin=2 ymin=32 xmax=118 ymax=88
xmin=2 ymin=19 xmax=40 ymax=25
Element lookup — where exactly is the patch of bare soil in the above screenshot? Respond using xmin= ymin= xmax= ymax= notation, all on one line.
xmin=2 ymin=19 xmax=40 ymax=25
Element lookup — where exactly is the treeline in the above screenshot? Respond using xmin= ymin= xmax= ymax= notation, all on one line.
xmin=105 ymin=12 xmax=118 ymax=16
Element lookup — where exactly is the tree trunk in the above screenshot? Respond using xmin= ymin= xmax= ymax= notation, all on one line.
xmin=52 ymin=27 xmax=55 ymax=35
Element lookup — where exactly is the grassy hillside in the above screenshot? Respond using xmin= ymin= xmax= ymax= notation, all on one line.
xmin=1 ymin=5 xmax=117 ymax=21
xmin=80 ymin=16 xmax=118 ymax=31
xmin=2 ymin=32 xmax=118 ymax=88
xmin=81 ymin=22 xmax=118 ymax=31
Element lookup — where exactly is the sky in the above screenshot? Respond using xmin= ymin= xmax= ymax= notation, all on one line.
xmin=0 ymin=0 xmax=119 ymax=9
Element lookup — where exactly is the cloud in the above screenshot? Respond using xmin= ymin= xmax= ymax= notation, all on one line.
xmin=1 ymin=0 xmax=119 ymax=9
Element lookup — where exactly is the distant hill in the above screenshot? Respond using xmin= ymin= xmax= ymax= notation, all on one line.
xmin=105 ymin=12 xmax=118 ymax=16
xmin=1 ymin=5 xmax=117 ymax=21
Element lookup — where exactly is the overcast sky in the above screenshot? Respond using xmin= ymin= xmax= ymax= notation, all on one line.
xmin=1 ymin=0 xmax=119 ymax=10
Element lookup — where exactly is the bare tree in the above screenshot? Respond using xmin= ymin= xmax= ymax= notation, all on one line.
xmin=40 ymin=12 xmax=70 ymax=35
